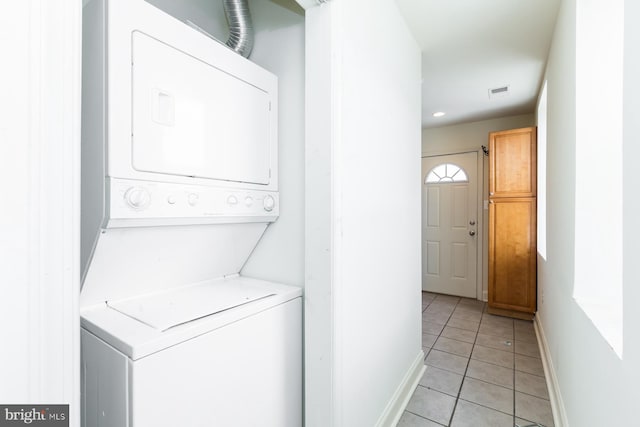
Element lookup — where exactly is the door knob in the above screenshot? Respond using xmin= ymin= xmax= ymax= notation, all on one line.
xmin=469 ymin=230 xmax=476 ymax=236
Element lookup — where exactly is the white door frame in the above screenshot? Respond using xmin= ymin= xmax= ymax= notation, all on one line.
xmin=422 ymin=147 xmax=486 ymax=301
xmin=0 ymin=0 xmax=82 ymax=418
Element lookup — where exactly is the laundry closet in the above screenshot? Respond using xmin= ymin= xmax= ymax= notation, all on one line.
xmin=79 ymin=1 xmax=303 ymax=425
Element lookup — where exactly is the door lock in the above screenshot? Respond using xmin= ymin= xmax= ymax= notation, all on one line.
xmin=469 ymin=220 xmax=476 ymax=226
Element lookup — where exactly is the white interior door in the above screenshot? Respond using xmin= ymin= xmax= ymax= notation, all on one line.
xmin=422 ymin=152 xmax=478 ymax=298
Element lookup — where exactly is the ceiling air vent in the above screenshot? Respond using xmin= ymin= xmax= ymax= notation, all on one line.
xmin=489 ymin=85 xmax=509 ymax=99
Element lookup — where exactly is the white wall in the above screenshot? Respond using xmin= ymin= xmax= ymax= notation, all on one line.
xmin=145 ymin=0 xmax=228 ymax=41
xmin=422 ymin=114 xmax=535 ymax=300
xmin=621 ymin=0 xmax=640 ymax=420
xmin=241 ymin=0 xmax=305 ymax=287
xmin=537 ymin=0 xmax=640 ymax=424
xmin=421 ymin=114 xmax=535 ymax=155
xmin=0 ymin=0 xmax=81 ymax=420
xmin=305 ymin=1 xmax=423 ymax=425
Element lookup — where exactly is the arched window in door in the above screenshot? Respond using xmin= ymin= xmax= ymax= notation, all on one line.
xmin=425 ymin=163 xmax=469 ymax=184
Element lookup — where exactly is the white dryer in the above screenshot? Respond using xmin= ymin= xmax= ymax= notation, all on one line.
xmin=80 ymin=1 xmax=301 ymax=426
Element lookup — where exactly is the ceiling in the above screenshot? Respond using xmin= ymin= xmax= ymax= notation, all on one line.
xmin=396 ymin=0 xmax=561 ymax=128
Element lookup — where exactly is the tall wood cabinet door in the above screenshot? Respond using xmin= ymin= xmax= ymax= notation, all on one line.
xmin=489 ymin=127 xmax=537 ymax=198
xmin=488 ymin=198 xmax=537 ymax=313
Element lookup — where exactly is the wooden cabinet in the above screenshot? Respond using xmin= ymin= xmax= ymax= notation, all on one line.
xmin=488 ymin=127 xmax=537 ymax=318
xmin=489 ymin=127 xmax=537 ymax=198
xmin=489 ymin=198 xmax=537 ymax=314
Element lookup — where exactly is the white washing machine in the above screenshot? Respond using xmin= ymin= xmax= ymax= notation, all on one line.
xmin=81 ymin=276 xmax=301 ymax=427
xmin=80 ymin=1 xmax=301 ymax=426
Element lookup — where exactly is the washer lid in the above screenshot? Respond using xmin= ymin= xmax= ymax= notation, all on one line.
xmin=107 ymin=277 xmax=275 ymax=332
xmin=81 ymin=276 xmax=302 ymax=360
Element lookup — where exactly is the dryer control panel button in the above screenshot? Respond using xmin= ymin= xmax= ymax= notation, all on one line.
xmin=263 ymin=195 xmax=275 ymax=212
xmin=124 ymin=186 xmax=151 ymax=210
xmin=226 ymin=195 xmax=238 ymax=206
xmin=187 ymin=193 xmax=199 ymax=206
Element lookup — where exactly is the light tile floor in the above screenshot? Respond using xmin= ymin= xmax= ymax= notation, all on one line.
xmin=398 ymin=292 xmax=555 ymax=427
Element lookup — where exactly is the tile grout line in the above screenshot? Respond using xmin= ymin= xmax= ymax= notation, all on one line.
xmin=424 ymin=294 xmax=466 ymax=426
xmin=458 ymin=304 xmax=519 ymax=423
xmin=459 ymin=306 xmax=519 ymax=423
xmin=403 ymin=408 xmax=448 ymax=427
xmin=428 ymin=295 xmax=459 ymax=426
xmin=416 ymin=294 xmax=453 ymax=425
xmin=446 ymin=297 xmax=484 ymax=427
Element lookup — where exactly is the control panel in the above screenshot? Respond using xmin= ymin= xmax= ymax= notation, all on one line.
xmin=108 ymin=178 xmax=279 ymax=226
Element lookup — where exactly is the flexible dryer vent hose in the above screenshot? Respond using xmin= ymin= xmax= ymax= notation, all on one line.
xmin=223 ymin=0 xmax=254 ymax=58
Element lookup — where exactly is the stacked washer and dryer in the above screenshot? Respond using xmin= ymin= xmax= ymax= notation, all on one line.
xmin=80 ymin=1 xmax=301 ymax=426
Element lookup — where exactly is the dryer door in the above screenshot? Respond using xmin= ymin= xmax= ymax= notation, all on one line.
xmin=131 ymin=31 xmax=273 ymax=185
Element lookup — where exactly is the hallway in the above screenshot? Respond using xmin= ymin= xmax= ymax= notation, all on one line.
xmin=399 ymin=293 xmax=553 ymax=427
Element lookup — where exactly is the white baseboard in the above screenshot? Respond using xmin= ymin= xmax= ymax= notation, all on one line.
xmin=534 ymin=315 xmax=569 ymax=427
xmin=375 ymin=350 xmax=426 ymax=427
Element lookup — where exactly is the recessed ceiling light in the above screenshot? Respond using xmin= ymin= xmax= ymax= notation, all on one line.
xmin=433 ymin=112 xmax=446 ymax=117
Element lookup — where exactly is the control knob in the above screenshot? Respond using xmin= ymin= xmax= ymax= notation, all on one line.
xmin=124 ymin=186 xmax=151 ymax=210
xmin=263 ymin=195 xmax=276 ymax=212
xmin=187 ymin=193 xmax=199 ymax=206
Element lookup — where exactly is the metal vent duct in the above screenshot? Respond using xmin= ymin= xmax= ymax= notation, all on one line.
xmin=223 ymin=0 xmax=254 ymax=58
